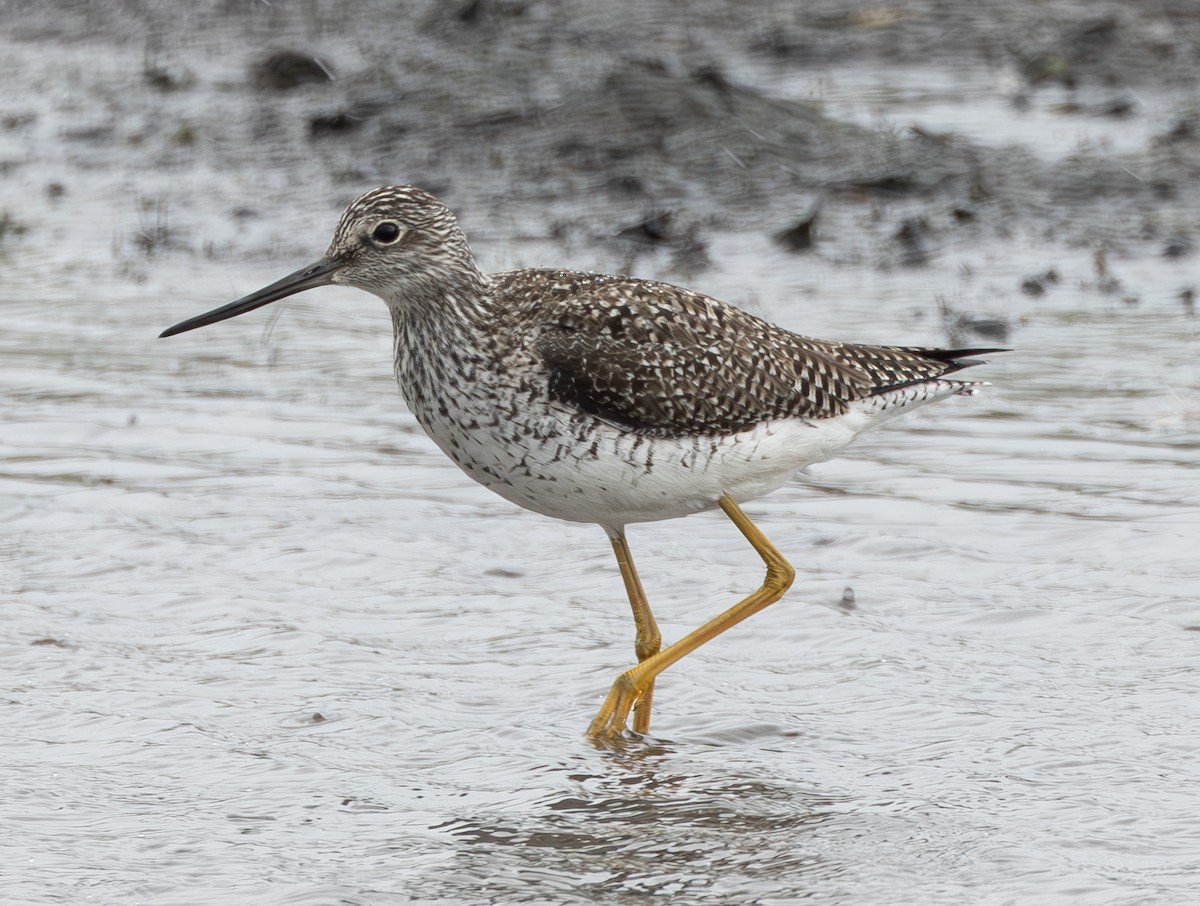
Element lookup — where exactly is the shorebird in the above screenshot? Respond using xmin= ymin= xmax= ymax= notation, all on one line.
xmin=161 ymin=186 xmax=1000 ymax=739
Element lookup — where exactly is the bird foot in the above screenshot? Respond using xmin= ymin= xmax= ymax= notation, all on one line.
xmin=587 ymin=670 xmax=647 ymax=740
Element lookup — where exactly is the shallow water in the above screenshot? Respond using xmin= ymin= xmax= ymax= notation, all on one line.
xmin=4 ymin=8 xmax=1200 ymax=905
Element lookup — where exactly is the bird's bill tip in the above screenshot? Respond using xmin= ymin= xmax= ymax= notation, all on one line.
xmin=159 ymin=259 xmax=339 ymax=338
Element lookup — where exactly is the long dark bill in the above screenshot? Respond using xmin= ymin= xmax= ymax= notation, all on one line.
xmin=159 ymin=259 xmax=339 ymax=338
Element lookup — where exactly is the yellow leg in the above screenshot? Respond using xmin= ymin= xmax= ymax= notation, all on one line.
xmin=588 ymin=495 xmax=795 ymax=739
xmin=608 ymin=531 xmax=662 ymax=734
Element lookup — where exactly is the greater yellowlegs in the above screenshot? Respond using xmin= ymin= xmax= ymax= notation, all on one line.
xmin=161 ymin=186 xmax=1000 ymax=739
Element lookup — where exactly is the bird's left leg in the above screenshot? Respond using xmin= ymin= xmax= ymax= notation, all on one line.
xmin=607 ymin=528 xmax=662 ymax=734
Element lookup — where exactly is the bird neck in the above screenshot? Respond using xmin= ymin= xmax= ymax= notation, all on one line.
xmin=386 ymin=267 xmax=502 ymax=368
xmin=385 ymin=265 xmax=492 ymax=328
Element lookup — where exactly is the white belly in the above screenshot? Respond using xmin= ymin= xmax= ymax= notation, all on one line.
xmin=413 ymin=393 xmax=875 ymax=530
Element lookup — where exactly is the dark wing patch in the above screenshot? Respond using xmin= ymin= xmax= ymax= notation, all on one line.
xmin=501 ymin=269 xmax=999 ymax=438
xmin=528 ymin=276 xmax=867 ymax=435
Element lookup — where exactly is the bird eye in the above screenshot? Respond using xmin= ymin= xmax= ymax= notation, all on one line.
xmin=371 ymin=221 xmax=404 ymax=244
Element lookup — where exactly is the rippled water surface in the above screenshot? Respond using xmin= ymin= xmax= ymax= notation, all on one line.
xmin=4 ymin=9 xmax=1200 ymax=906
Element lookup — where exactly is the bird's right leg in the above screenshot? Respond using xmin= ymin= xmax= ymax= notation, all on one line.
xmin=607 ymin=529 xmax=661 ymax=734
xmin=589 ymin=496 xmax=794 ymax=740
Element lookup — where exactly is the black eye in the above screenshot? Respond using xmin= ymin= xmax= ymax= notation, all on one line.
xmin=372 ymin=221 xmax=403 ymax=244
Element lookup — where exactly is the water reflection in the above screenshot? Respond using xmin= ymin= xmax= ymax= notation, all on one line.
xmin=436 ymin=746 xmax=840 ymax=900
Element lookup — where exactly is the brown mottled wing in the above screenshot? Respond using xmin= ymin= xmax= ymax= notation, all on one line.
xmin=518 ymin=271 xmax=1001 ymax=437
xmin=525 ymin=272 xmax=976 ymax=437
